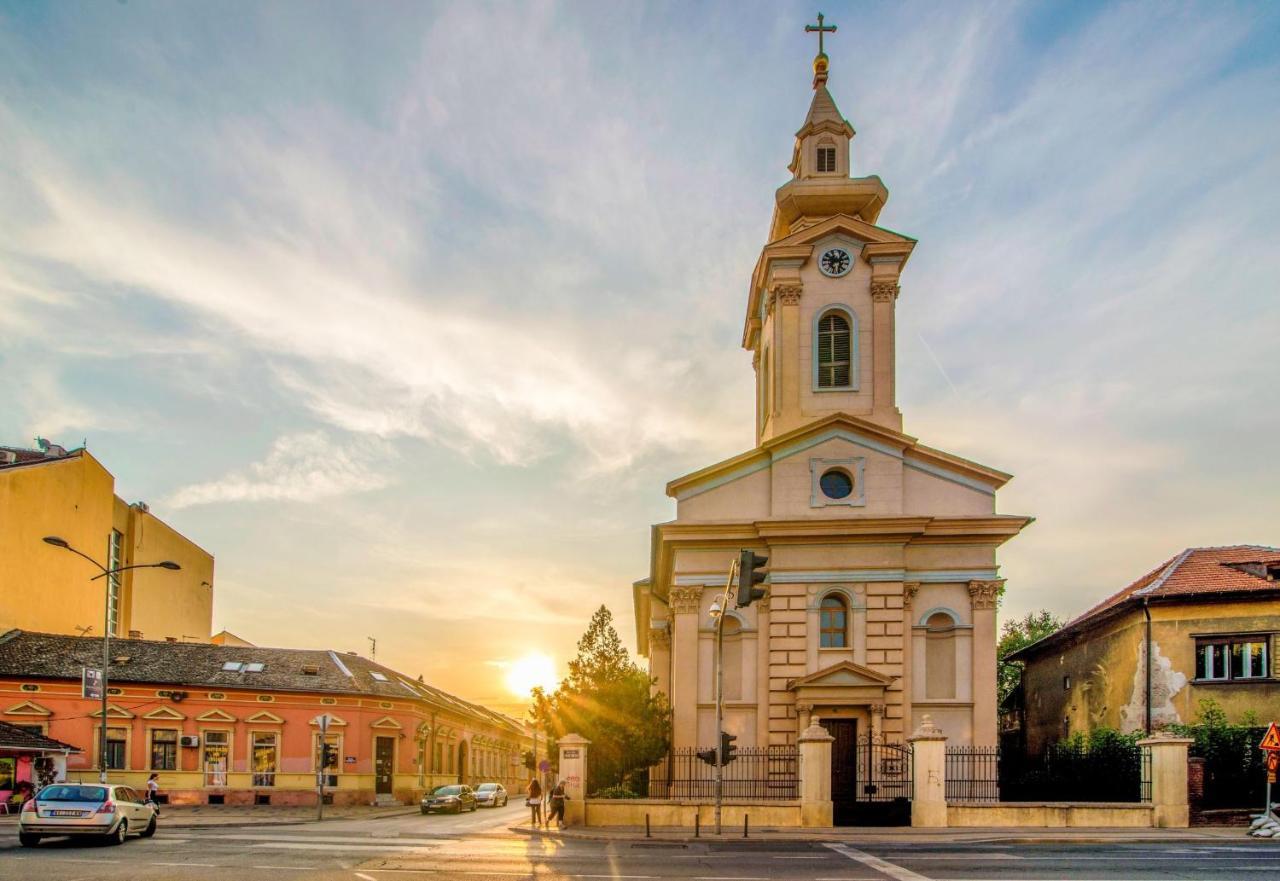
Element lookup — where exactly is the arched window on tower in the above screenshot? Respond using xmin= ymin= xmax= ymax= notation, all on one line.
xmin=816 ymin=311 xmax=851 ymax=388
xmin=816 ymin=141 xmax=837 ymax=173
xmin=924 ymin=611 xmax=958 ymax=700
xmin=819 ymin=595 xmax=848 ymax=648
xmin=722 ymin=617 xmax=743 ymax=701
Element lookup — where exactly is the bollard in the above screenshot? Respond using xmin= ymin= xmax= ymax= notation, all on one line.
xmin=695 ymin=813 xmax=700 ymax=838
xmin=645 ymin=813 xmax=651 ymax=838
xmin=743 ymin=814 xmax=749 ymax=838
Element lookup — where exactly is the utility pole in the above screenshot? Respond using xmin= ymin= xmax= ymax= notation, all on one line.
xmin=368 ymin=636 xmax=377 ymax=661
xmin=712 ymin=558 xmax=738 ymax=836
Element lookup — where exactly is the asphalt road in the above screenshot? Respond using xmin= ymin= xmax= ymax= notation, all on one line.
xmin=4 ymin=805 xmax=1280 ymax=881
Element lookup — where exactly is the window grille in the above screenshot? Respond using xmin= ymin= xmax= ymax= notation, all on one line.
xmin=817 ymin=145 xmax=837 ymax=173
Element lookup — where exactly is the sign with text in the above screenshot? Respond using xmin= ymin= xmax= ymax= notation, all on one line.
xmin=1260 ymin=722 xmax=1280 ymax=752
xmin=82 ymin=667 xmax=103 ymax=700
xmin=562 ymin=749 xmax=579 ymax=759
xmin=345 ymin=756 xmax=356 ymax=765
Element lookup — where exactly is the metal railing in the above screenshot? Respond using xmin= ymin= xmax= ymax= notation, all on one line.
xmin=945 ymin=745 xmax=1000 ymax=802
xmin=648 ymin=747 xmax=799 ymax=800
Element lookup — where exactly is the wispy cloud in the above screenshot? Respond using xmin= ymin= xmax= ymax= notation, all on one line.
xmin=168 ymin=432 xmax=390 ymax=508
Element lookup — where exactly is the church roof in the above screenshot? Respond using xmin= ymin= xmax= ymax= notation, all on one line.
xmin=800 ymin=84 xmax=849 ymax=132
xmin=1008 ymin=545 xmax=1280 ymax=661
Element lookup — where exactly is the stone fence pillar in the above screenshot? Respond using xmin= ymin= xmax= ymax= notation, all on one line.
xmin=1138 ymin=734 xmax=1193 ymax=828
xmin=557 ymin=733 xmax=590 ymax=826
xmin=908 ymin=715 xmax=948 ymax=827
xmin=798 ymin=723 xmax=833 ymax=827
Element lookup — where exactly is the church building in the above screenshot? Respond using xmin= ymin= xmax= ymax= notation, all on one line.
xmin=633 ymin=33 xmax=1032 ymax=751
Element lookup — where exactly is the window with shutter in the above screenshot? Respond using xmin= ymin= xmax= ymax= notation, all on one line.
xmin=817 ymin=312 xmax=851 ymax=388
xmin=817 ymin=146 xmax=837 ymax=173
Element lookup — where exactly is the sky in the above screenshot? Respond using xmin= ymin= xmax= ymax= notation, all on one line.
xmin=2 ymin=1 xmax=1278 ymax=718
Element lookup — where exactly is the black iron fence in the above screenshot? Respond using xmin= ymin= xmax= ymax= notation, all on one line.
xmin=648 ymin=747 xmax=799 ymax=800
xmin=945 ymin=742 xmax=1150 ymax=803
xmin=945 ymin=745 xmax=1000 ymax=802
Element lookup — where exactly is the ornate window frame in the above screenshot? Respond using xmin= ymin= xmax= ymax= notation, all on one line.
xmin=809 ymin=456 xmax=866 ymax=508
xmin=811 ymin=304 xmax=859 ymax=391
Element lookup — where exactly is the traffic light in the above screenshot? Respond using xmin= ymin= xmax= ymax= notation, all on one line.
xmin=736 ymin=549 xmax=769 ymax=608
xmin=320 ymin=743 xmax=339 ymax=770
xmin=720 ymin=730 xmax=738 ymax=766
xmin=696 ymin=746 xmax=717 ymax=766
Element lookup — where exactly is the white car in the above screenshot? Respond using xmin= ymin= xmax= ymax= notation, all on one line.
xmin=18 ymin=783 xmax=157 ymax=846
xmin=473 ymin=782 xmax=508 ymax=807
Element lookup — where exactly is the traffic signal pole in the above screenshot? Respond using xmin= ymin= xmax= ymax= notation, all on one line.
xmin=713 ymin=558 xmax=738 ymax=836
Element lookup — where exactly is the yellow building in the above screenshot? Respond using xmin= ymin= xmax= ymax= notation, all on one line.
xmin=1007 ymin=545 xmax=1280 ymax=753
xmin=0 ymin=440 xmax=214 ymax=643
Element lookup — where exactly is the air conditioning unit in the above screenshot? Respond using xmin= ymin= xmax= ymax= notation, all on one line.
xmin=179 ymin=735 xmax=200 ymax=748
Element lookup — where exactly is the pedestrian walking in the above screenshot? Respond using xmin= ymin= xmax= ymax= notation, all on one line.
xmin=145 ymin=773 xmax=161 ymax=817
xmin=547 ymin=780 xmax=568 ymax=829
xmin=525 ymin=777 xmax=542 ymax=826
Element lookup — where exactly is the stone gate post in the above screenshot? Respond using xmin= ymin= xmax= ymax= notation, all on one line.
xmin=908 ymin=715 xmax=948 ymax=828
xmin=798 ymin=723 xmax=834 ymax=826
xmin=1138 ymin=734 xmax=1193 ymax=828
xmin=557 ymin=734 xmax=590 ymax=826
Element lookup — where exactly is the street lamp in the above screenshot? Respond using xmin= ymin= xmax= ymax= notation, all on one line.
xmin=42 ymin=535 xmax=181 ymax=784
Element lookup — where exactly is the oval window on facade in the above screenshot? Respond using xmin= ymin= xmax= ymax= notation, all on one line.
xmin=820 ymin=468 xmax=853 ymax=499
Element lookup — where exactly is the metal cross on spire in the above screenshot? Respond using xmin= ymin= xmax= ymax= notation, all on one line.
xmin=805 ymin=11 xmax=837 ymax=57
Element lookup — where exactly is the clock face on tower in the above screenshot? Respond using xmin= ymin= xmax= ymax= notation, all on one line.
xmin=818 ymin=247 xmax=852 ymax=278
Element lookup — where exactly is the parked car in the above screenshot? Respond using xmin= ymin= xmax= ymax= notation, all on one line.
xmin=18 ymin=783 xmax=157 ymax=847
xmin=420 ymin=784 xmax=477 ymax=814
xmin=473 ymin=782 xmax=508 ymax=807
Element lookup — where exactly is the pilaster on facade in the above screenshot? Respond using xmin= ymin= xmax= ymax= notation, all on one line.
xmin=967 ymin=579 xmax=1003 ymax=610
xmin=668 ymin=586 xmax=703 ymax=615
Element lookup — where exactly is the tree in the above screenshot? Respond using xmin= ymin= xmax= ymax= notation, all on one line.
xmin=997 ymin=610 xmax=1064 ymax=707
xmin=531 ymin=605 xmax=671 ymax=794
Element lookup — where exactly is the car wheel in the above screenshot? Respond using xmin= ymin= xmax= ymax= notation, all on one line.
xmin=140 ymin=815 xmax=157 ymax=838
xmin=421 ymin=807 xmax=430 ymax=815
xmin=18 ymin=833 xmax=40 ymax=848
xmin=109 ymin=819 xmax=129 ymax=846
xmin=503 ymin=796 xmax=509 ymax=807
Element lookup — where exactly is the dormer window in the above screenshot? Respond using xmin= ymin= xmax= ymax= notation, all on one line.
xmin=817 ymin=145 xmax=837 ymax=173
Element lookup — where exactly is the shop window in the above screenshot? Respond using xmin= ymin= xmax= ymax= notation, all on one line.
xmin=252 ymin=732 xmax=278 ymax=787
xmin=150 ymin=729 xmax=179 ymax=771
xmin=203 ymin=730 xmax=229 ymax=786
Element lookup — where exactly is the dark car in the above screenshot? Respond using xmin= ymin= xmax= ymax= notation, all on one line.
xmin=473 ymin=782 xmax=508 ymax=807
xmin=420 ymin=784 xmax=476 ymax=815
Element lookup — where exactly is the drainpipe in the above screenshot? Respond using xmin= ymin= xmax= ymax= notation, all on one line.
xmin=1143 ymin=599 xmax=1153 ymax=734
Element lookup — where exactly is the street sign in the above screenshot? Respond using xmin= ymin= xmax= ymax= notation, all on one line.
xmin=1260 ymin=722 xmax=1280 ymax=752
xmin=538 ymin=759 xmax=550 ymax=772
xmin=82 ymin=667 xmax=103 ymax=700
xmin=316 ymin=713 xmax=334 ymax=734
xmin=1267 ymin=752 xmax=1279 ymax=773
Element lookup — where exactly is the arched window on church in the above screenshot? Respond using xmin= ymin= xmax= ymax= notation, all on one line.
xmin=816 ymin=141 xmax=837 ymax=173
xmin=816 ymin=311 xmax=851 ymax=388
xmin=722 ymin=617 xmax=743 ymax=700
xmin=924 ymin=611 xmax=958 ymax=700
xmin=819 ymin=595 xmax=848 ymax=648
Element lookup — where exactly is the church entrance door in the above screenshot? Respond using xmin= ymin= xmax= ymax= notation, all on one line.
xmin=826 ymin=719 xmax=859 ymax=826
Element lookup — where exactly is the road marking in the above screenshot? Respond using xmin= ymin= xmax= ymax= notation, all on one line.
xmin=824 ymin=842 xmax=932 ymax=881
xmin=254 ymin=842 xmax=441 ymax=853
xmin=355 ymin=874 xmax=379 ymax=881
xmin=774 ymin=855 xmax=827 ymax=859
xmin=197 ymin=833 xmax=451 ymax=845
xmin=251 ymin=867 xmax=311 ymax=871
xmin=151 ymin=862 xmax=217 ymax=867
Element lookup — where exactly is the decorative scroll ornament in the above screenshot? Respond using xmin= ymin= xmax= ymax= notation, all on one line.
xmin=871 ymin=282 xmax=899 ymax=302
xmin=648 ymin=626 xmax=671 ymax=649
xmin=902 ymin=582 xmax=921 ymax=608
xmin=967 ymin=579 xmax=1004 ymax=610
xmin=668 ymin=586 xmax=703 ymax=614
xmin=870 ymin=703 xmax=886 ymax=717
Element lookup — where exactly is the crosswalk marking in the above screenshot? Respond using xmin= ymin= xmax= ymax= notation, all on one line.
xmin=824 ymin=843 xmax=933 ymax=881
xmin=197 ymin=832 xmax=450 ymax=846
xmin=252 ymin=842 xmax=441 ymax=853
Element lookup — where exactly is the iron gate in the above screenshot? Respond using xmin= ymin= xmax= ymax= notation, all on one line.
xmin=829 ymin=722 xmax=912 ymax=826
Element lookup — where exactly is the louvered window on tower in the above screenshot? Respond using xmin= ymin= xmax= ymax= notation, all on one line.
xmin=817 ymin=146 xmax=837 ymax=173
xmin=817 ymin=312 xmax=851 ymax=387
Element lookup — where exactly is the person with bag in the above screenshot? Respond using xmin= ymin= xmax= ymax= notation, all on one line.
xmin=525 ymin=777 xmax=542 ymax=826
xmin=547 ymin=780 xmax=568 ymax=829
xmin=145 ymin=773 xmax=162 ymax=817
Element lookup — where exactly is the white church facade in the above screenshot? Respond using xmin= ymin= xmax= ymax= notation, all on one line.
xmin=633 ymin=39 xmax=1032 ymax=753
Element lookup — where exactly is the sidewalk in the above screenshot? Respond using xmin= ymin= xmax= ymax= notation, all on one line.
xmin=1 ymin=804 xmax=419 ymax=829
xmin=508 ymin=823 xmax=1253 ymax=845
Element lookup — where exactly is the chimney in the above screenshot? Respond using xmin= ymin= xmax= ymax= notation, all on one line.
xmin=128 ymin=630 xmax=143 ymax=639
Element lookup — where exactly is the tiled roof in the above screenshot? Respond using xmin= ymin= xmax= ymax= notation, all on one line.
xmin=1010 ymin=545 xmax=1280 ymax=660
xmin=0 ymin=719 xmax=79 ymax=753
xmin=0 ymin=630 xmax=523 ymax=735
xmin=0 ymin=445 xmax=79 ymax=470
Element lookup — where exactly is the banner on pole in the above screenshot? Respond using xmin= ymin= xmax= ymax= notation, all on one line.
xmin=82 ymin=667 xmax=103 ymax=700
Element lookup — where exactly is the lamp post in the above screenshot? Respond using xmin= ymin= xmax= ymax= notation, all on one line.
xmin=42 ymin=536 xmax=181 ymax=784
xmin=707 ymin=557 xmax=739 ymax=836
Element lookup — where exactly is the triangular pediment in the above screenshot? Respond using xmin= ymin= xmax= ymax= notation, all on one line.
xmin=90 ymin=704 xmax=135 ymax=719
xmin=245 ymin=711 xmax=285 ymax=724
xmin=773 ymin=213 xmax=914 ymax=249
xmin=4 ymin=700 xmax=52 ymax=717
xmin=143 ymin=706 xmax=187 ymax=720
xmin=310 ymin=714 xmax=348 ymax=727
xmin=789 ymin=660 xmax=895 ymax=691
xmin=196 ymin=708 xmax=237 ymax=723
xmin=370 ymin=715 xmax=402 ymax=729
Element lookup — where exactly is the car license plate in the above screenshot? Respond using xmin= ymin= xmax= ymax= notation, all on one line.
xmin=51 ymin=810 xmax=83 ymax=816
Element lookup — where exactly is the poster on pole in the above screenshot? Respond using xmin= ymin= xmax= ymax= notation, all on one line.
xmin=82 ymin=667 xmax=103 ymax=700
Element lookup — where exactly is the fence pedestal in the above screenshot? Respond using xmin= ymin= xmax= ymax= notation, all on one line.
xmin=798 ymin=723 xmax=833 ymax=827
xmin=1138 ymin=734 xmax=1192 ymax=828
xmin=908 ymin=715 xmax=948 ymax=828
xmin=558 ymin=734 xmax=590 ymax=826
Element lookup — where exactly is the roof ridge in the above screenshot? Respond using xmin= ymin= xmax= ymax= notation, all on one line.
xmin=1133 ymin=547 xmax=1196 ymax=597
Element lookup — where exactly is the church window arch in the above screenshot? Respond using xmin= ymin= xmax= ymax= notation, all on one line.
xmin=924 ymin=610 xmax=958 ymax=700
xmin=812 ymin=305 xmax=857 ymax=391
xmin=819 ymin=594 xmax=849 ymax=648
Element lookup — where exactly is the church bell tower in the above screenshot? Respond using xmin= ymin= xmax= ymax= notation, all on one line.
xmin=745 ymin=17 xmax=915 ymax=443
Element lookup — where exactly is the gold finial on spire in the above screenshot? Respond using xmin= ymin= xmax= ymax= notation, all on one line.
xmin=805 ymin=11 xmax=837 ymax=89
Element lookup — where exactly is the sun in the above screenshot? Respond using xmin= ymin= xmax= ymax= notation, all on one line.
xmin=504 ymin=653 xmax=558 ymax=698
